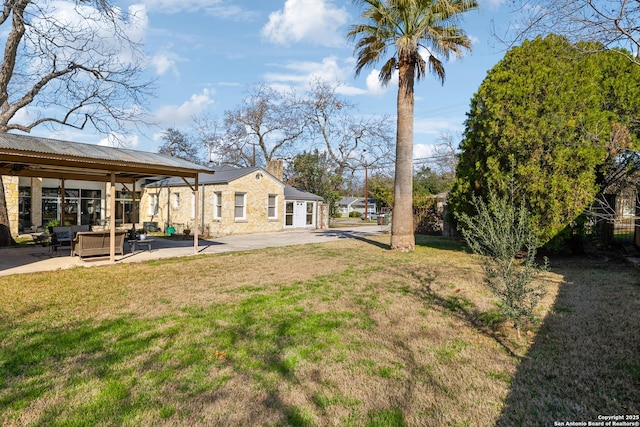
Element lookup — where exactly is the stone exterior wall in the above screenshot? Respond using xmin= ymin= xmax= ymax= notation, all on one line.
xmin=5 ymin=169 xmax=321 ymax=237
xmin=139 ymin=172 xmax=285 ymax=237
xmin=3 ymin=176 xmax=19 ymax=236
xmin=318 ymin=203 xmax=329 ymax=229
xmin=30 ymin=178 xmax=43 ymax=229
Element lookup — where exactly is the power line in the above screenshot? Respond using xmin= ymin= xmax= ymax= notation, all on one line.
xmin=413 ymin=103 xmax=469 ymax=119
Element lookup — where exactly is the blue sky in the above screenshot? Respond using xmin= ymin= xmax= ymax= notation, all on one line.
xmin=39 ymin=0 xmax=514 ymax=160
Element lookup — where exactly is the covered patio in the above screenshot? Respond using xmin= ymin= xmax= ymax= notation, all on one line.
xmin=0 ymin=133 xmax=212 ymax=262
xmin=0 ymin=224 xmax=385 ymax=276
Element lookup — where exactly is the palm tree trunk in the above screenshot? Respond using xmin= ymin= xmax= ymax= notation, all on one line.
xmin=391 ymin=61 xmax=415 ymax=251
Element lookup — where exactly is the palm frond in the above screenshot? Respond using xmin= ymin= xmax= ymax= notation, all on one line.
xmin=379 ymin=57 xmax=398 ymax=84
xmin=348 ymin=0 xmax=477 ymax=85
xmin=428 ymin=54 xmax=445 ymax=83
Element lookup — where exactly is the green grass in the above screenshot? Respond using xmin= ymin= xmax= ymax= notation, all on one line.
xmin=0 ymin=235 xmax=638 ymax=426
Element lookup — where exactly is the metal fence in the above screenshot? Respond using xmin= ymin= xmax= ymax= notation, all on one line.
xmin=590 ymin=192 xmax=638 ymax=246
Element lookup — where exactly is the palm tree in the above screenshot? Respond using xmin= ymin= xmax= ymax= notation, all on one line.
xmin=348 ymin=0 xmax=477 ymax=251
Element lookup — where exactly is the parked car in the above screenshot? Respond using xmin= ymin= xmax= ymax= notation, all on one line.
xmin=361 ymin=213 xmax=378 ymax=220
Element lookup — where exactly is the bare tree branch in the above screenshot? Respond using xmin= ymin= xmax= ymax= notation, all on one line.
xmin=302 ymin=78 xmax=394 ymax=177
xmin=0 ymin=0 xmax=153 ymax=134
xmin=223 ymin=84 xmax=306 ymax=167
xmin=505 ymin=0 xmax=640 ymax=64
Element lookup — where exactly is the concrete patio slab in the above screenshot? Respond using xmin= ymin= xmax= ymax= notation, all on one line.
xmin=0 ymin=225 xmax=389 ymax=277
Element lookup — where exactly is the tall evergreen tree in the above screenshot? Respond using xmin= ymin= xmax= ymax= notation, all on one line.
xmin=450 ymin=35 xmax=640 ymax=246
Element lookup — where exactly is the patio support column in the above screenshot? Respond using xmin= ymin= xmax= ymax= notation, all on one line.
xmin=194 ymin=174 xmax=199 ymax=254
xmin=110 ymin=172 xmax=116 ymax=263
xmin=167 ymin=185 xmax=171 ymax=234
xmin=132 ymin=180 xmax=137 ymax=232
xmin=60 ymin=179 xmax=65 ymax=225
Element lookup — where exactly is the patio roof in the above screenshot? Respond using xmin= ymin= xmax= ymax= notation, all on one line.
xmin=0 ymin=133 xmax=213 ymax=183
xmin=0 ymin=133 xmax=212 ymax=262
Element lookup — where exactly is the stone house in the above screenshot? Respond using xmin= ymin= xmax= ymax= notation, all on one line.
xmin=139 ymin=163 xmax=326 ymax=237
xmin=140 ymin=165 xmax=286 ymax=237
xmin=8 ymin=168 xmax=326 ymax=238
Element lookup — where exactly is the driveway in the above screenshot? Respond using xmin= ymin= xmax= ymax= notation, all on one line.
xmin=0 ymin=225 xmax=388 ymax=276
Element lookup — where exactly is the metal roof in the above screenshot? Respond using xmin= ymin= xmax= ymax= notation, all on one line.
xmin=285 ymin=185 xmax=324 ymax=201
xmin=145 ymin=164 xmax=324 ymax=201
xmin=0 ymin=133 xmax=212 ymax=183
xmin=145 ymin=164 xmax=265 ymax=187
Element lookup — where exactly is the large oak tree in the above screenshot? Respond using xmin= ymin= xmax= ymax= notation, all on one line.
xmin=302 ymin=79 xmax=394 ymax=179
xmin=223 ymin=84 xmax=306 ymax=167
xmin=0 ymin=0 xmax=151 ymax=245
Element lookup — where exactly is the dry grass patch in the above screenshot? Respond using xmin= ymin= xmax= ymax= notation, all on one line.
xmin=0 ymin=235 xmax=637 ymax=426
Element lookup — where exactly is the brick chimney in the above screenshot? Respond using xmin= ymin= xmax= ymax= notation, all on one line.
xmin=266 ymin=159 xmax=284 ymax=182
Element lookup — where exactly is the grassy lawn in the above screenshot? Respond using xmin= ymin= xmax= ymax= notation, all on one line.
xmin=0 ymin=235 xmax=638 ymax=426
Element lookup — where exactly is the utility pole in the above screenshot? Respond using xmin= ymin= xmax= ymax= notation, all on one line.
xmin=364 ymin=163 xmax=369 ymax=220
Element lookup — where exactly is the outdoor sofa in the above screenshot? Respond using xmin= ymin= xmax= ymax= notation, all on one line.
xmin=71 ymin=230 xmax=127 ymax=258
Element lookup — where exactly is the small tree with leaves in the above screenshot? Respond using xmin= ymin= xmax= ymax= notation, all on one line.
xmin=287 ymin=150 xmax=342 ymax=217
xmin=456 ymin=188 xmax=548 ymax=338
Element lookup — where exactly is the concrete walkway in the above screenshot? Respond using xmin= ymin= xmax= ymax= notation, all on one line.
xmin=0 ymin=225 xmax=389 ymax=277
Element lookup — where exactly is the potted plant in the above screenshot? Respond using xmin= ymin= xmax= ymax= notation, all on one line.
xmin=137 ymin=228 xmax=147 ymax=240
xmin=46 ymin=219 xmax=60 ymax=233
xmin=183 ymin=229 xmax=191 ymax=237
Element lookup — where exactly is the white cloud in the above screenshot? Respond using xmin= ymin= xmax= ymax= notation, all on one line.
xmin=10 ymin=108 xmax=34 ymax=127
xmin=153 ymin=89 xmax=215 ymax=127
xmin=335 ymin=86 xmax=367 ymax=96
xmin=365 ymin=69 xmax=398 ymax=95
xmin=98 ymin=132 xmax=141 ymax=148
xmin=263 ymin=56 xmax=394 ymax=97
xmin=150 ymin=53 xmax=179 ymax=76
xmin=264 ymin=56 xmax=349 ymax=86
xmin=414 ymin=143 xmax=437 ymax=160
xmin=262 ymin=0 xmax=349 ymax=46
xmin=27 ymin=2 xmax=149 ymax=71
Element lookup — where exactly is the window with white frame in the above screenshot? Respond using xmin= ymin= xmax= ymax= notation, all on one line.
xmin=191 ymin=193 xmax=195 ymax=219
xmin=148 ymin=193 xmax=158 ymax=215
xmin=268 ymin=194 xmax=277 ymax=219
xmin=306 ymin=202 xmax=314 ymax=225
xmin=234 ymin=192 xmax=246 ymax=220
xmin=173 ymin=193 xmax=180 ymax=209
xmin=214 ymin=192 xmax=222 ymax=219
xmin=285 ymin=201 xmax=294 ymax=226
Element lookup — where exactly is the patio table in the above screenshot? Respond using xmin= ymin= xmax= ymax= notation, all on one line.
xmin=128 ymin=238 xmax=154 ymax=253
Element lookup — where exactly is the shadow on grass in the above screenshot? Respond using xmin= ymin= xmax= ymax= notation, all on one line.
xmin=313 ymin=231 xmax=469 ymax=253
xmin=415 ymin=234 xmax=469 ymax=253
xmin=0 ymin=289 xmax=369 ymax=426
xmin=495 ymin=256 xmax=640 ymax=426
xmin=314 ymin=229 xmax=391 ymax=250
xmin=0 ymin=316 xmax=170 ymax=425
xmin=404 ymin=266 xmax=518 ymax=359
